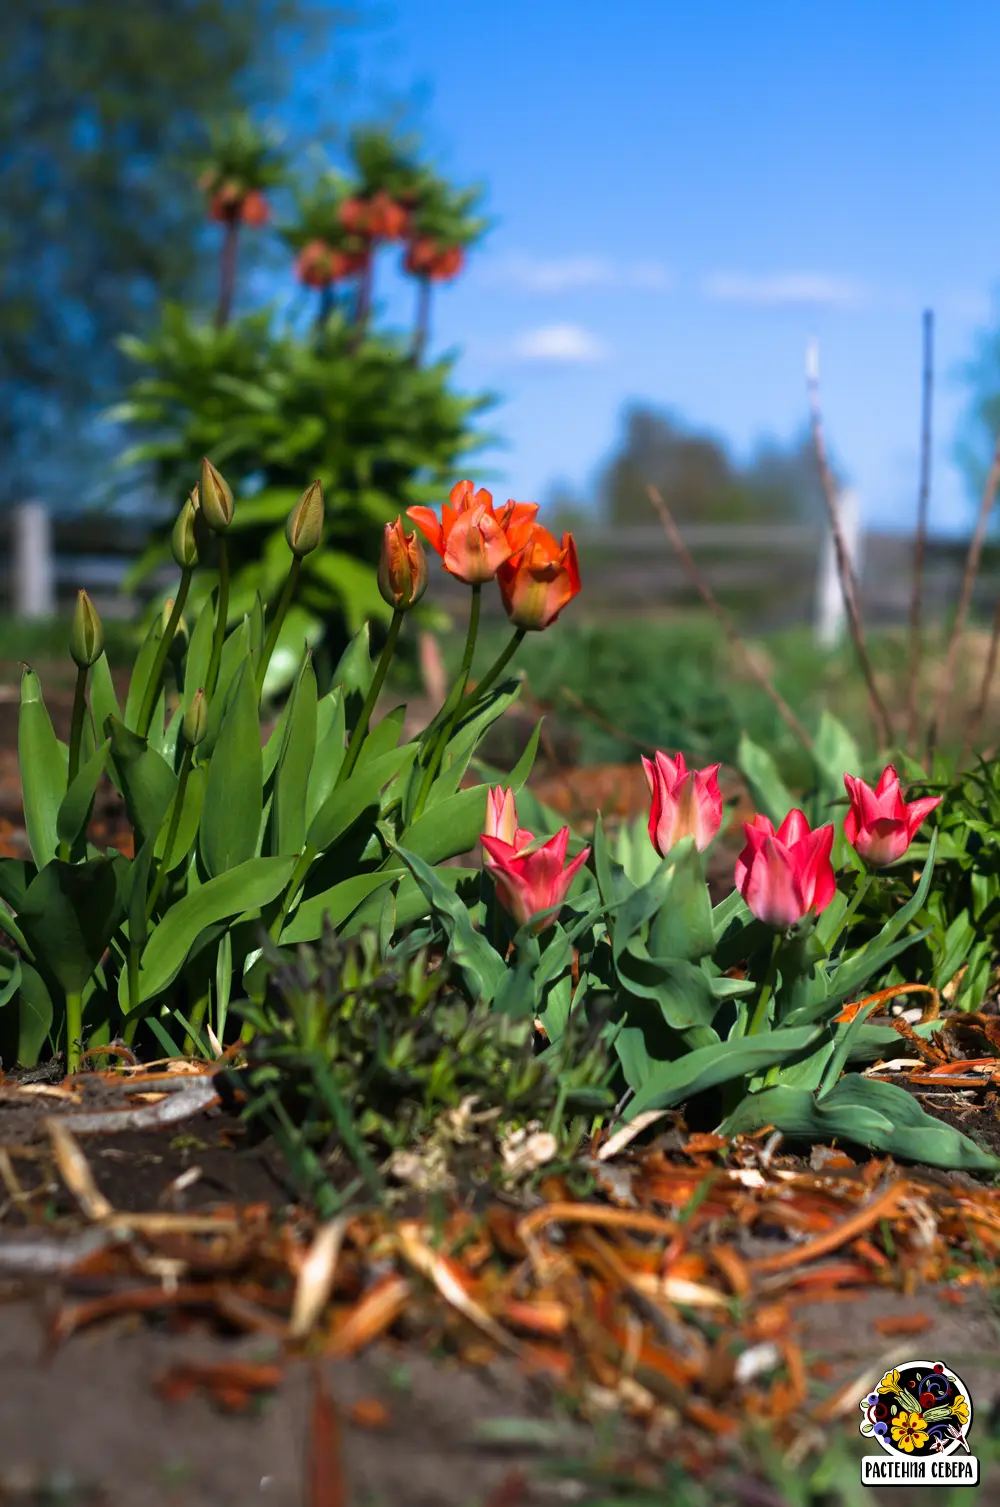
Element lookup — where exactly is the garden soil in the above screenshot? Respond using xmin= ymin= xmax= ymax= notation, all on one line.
xmin=2 ymin=1089 xmax=1000 ymax=1506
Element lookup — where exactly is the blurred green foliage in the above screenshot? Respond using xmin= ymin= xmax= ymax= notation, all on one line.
xmin=444 ymin=618 xmax=905 ymax=787
xmin=113 ymin=305 xmax=493 ymax=678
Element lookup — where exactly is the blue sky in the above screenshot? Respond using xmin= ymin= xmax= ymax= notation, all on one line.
xmin=320 ymin=0 xmax=1000 ymax=533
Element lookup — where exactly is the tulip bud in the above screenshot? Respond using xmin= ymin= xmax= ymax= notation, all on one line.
xmin=171 ymin=495 xmax=200 ymax=569
xmin=285 ymin=479 xmax=324 ymax=558
xmin=198 ymin=457 xmax=234 ymax=533
xmin=182 ymin=688 xmax=208 ymax=747
xmin=378 ymin=518 xmax=428 ymax=610
xmin=69 ymin=590 xmax=104 ymax=670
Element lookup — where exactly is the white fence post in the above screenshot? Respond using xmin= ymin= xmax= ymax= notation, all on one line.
xmin=814 ymin=488 xmax=863 ymax=648
xmin=11 ymin=502 xmax=56 ymax=619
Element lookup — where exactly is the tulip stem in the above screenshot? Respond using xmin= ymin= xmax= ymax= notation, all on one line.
xmin=338 ymin=610 xmax=405 ymax=788
xmin=58 ymin=666 xmax=89 ymax=861
xmin=412 ymin=584 xmax=481 ymax=821
xmin=270 ymin=842 xmax=318 ymax=943
xmin=747 ymin=934 xmax=783 ymax=1036
xmin=146 ymin=745 xmax=194 ymax=922
xmin=827 ymin=870 xmax=873 ymax=952
xmin=460 ymin=628 xmax=526 ymax=710
xmin=256 ymin=557 xmax=301 ymax=700
xmin=203 ymin=541 xmax=230 ymax=706
xmin=136 ymin=569 xmax=192 ymax=741
xmin=65 ymin=991 xmax=83 ymax=1074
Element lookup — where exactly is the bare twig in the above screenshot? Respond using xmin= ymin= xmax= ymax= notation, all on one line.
xmin=959 ymin=598 xmax=1000 ymax=768
xmin=647 ymin=484 xmax=814 ymax=752
xmin=925 ymin=434 xmax=1000 ymax=764
xmin=558 ymin=686 xmax=660 ymax=755
xmin=905 ymin=310 xmax=934 ymax=752
xmin=806 ymin=341 xmax=894 ymax=749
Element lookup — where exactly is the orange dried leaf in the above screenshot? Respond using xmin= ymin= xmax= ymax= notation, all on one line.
xmin=501 ymin=1298 xmax=570 ymax=1338
xmin=347 ymin=1397 xmax=390 ymax=1430
xmin=873 ymin=1312 xmax=933 ymax=1337
xmin=326 ymin=1274 xmax=410 ymax=1357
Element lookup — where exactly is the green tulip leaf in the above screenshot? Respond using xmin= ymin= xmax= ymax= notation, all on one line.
xmin=721 ymin=1074 xmax=1000 ymax=1173
xmin=154 ymin=762 xmax=206 ymax=872
xmin=200 ymin=659 xmax=263 ymax=877
xmin=18 ymin=857 xmax=129 ymax=995
xmin=392 ymin=843 xmax=507 ymax=1005
xmin=17 ymin=669 xmax=68 ymax=870
xmin=305 ymin=687 xmax=346 ymax=826
xmin=123 ymin=613 xmax=163 ymax=731
xmin=624 ymin=1025 xmax=823 ymax=1119
xmin=396 ymin=784 xmax=487 ymax=866
xmin=332 ymin=623 xmax=374 ymax=732
xmin=133 ymin=855 xmax=297 ymax=1004
xmin=56 ymin=738 xmax=110 ymax=851
xmin=269 ymin=653 xmax=318 ymax=856
xmin=107 ymin=717 xmax=177 ymax=849
xmin=307 ymin=745 xmax=416 ymax=853
xmin=279 ymin=870 xmax=398 ymax=944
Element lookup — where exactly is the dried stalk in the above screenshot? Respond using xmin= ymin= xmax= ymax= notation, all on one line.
xmin=905 ymin=310 xmax=934 ymax=751
xmin=958 ymin=598 xmax=1000 ymax=768
xmin=925 ymin=434 xmax=1000 ymax=764
xmin=647 ymin=484 xmax=814 ymax=752
xmin=806 ymin=341 xmax=893 ymax=749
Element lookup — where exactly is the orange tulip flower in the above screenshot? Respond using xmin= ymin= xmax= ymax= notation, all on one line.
xmin=496 ymin=525 xmax=581 ymax=630
xmin=377 ymin=518 xmax=428 ymax=610
xmin=406 ymin=481 xmax=538 ymax=585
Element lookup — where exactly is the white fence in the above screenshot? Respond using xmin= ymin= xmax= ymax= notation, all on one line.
xmin=2 ymin=500 xmax=994 ymax=645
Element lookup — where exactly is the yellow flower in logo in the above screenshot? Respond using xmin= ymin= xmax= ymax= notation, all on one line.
xmin=878 ymin=1369 xmax=901 ymax=1395
xmin=891 ymin=1413 xmax=929 ymax=1453
xmin=952 ymin=1394 xmax=970 ymax=1428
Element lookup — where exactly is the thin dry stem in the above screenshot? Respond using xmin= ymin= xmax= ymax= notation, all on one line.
xmin=905 ymin=310 xmax=934 ymax=752
xmin=806 ymin=341 xmax=894 ymax=749
xmin=959 ymin=599 xmax=1000 ymax=768
xmin=647 ymin=484 xmax=814 ymax=752
xmin=925 ymin=433 xmax=1000 ymax=764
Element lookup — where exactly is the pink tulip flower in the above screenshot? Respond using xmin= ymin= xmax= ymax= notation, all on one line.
xmin=480 ymin=826 xmax=591 ymax=931
xmin=843 ymin=765 xmax=941 ymax=868
xmin=642 ymin=750 xmax=724 ymax=856
xmin=482 ymin=787 xmax=535 ymax=855
xmin=735 ymin=809 xmax=837 ymax=929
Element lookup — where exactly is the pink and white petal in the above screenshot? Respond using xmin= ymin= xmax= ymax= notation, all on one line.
xmin=777 ymin=808 xmax=811 ymax=846
xmin=903 ymin=794 xmax=942 ymax=839
xmin=744 ymin=838 xmax=807 ymax=929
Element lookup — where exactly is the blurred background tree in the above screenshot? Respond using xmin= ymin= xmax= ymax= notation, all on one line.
xmin=0 ymin=0 xmax=349 ymax=511
xmin=600 ymin=405 xmax=831 ymax=527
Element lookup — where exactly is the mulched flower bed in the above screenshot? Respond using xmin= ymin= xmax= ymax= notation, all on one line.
xmin=2 ymin=1041 xmax=1000 ymax=1505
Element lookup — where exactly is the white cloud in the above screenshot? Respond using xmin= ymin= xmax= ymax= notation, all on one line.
xmin=485 ymin=253 xmax=673 ymax=294
xmin=510 ymin=323 xmax=608 ymax=364
xmin=701 ymin=271 xmax=868 ymax=310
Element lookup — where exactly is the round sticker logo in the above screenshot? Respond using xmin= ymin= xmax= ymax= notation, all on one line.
xmin=860 ymin=1360 xmax=973 ymax=1460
